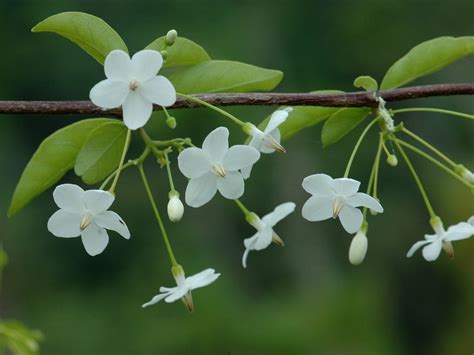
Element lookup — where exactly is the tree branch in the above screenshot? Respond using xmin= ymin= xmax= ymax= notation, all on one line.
xmin=1 ymin=83 xmax=473 ymax=116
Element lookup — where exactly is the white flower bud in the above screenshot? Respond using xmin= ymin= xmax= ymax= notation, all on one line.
xmin=386 ymin=154 xmax=398 ymax=167
xmin=166 ymin=116 xmax=177 ymax=129
xmin=459 ymin=166 xmax=474 ymax=184
xmin=348 ymin=230 xmax=368 ymax=265
xmin=167 ymin=192 xmax=184 ymax=222
xmin=165 ymin=29 xmax=178 ymax=46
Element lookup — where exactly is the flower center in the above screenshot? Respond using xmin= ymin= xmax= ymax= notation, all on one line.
xmin=80 ymin=212 xmax=94 ymax=231
xmin=332 ymin=196 xmax=345 ymax=218
xmin=211 ymin=163 xmax=226 ymax=177
xmin=263 ymin=135 xmax=286 ymax=153
xmin=442 ymin=240 xmax=454 ymax=258
xmin=129 ymin=79 xmax=140 ymax=91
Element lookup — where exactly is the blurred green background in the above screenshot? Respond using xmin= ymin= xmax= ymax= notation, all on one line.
xmin=1 ymin=0 xmax=473 ymax=354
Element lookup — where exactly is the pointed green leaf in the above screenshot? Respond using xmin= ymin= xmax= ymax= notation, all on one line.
xmin=381 ymin=36 xmax=474 ymax=89
xmin=321 ymin=108 xmax=370 ymax=147
xmin=146 ymin=36 xmax=210 ymax=68
xmin=32 ymin=12 xmax=128 ymax=64
xmin=75 ymin=122 xmax=128 ymax=184
xmin=353 ymin=75 xmax=378 ymax=91
xmin=168 ymin=60 xmax=283 ymax=93
xmin=8 ymin=119 xmax=115 ymax=217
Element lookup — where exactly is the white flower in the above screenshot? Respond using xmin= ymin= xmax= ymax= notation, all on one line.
xmin=242 ymin=107 xmax=292 ymax=179
xmin=167 ymin=192 xmax=184 ymax=222
xmin=301 ymin=174 xmax=383 ymax=234
xmin=47 ymin=184 xmax=130 ymax=256
xmin=178 ymin=127 xmax=260 ymax=207
xmin=142 ymin=266 xmax=220 ymax=312
xmin=242 ymin=202 xmax=296 ymax=268
xmin=407 ymin=216 xmax=474 ymax=261
xmin=90 ymin=49 xmax=176 ymax=130
xmin=348 ymin=229 xmax=368 ymax=265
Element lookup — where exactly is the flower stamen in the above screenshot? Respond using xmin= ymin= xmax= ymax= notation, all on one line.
xmin=211 ymin=163 xmax=226 ymax=177
xmin=332 ymin=196 xmax=345 ymax=218
xmin=129 ymin=79 xmax=140 ymax=91
xmin=80 ymin=212 xmax=93 ymax=231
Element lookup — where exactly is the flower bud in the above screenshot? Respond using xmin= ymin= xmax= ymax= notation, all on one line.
xmin=166 ymin=116 xmax=177 ymax=129
xmin=348 ymin=230 xmax=368 ymax=265
xmin=386 ymin=154 xmax=398 ymax=167
xmin=457 ymin=165 xmax=474 ymax=183
xmin=167 ymin=191 xmax=184 ymax=222
xmin=165 ymin=29 xmax=178 ymax=46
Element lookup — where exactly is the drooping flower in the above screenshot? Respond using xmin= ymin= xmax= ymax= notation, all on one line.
xmin=242 ymin=107 xmax=292 ymax=179
xmin=348 ymin=229 xmax=368 ymax=265
xmin=242 ymin=202 xmax=296 ymax=268
xmin=167 ymin=191 xmax=184 ymax=222
xmin=47 ymin=184 xmax=130 ymax=256
xmin=142 ymin=265 xmax=220 ymax=312
xmin=178 ymin=127 xmax=260 ymax=207
xmin=301 ymin=174 xmax=383 ymax=234
xmin=407 ymin=216 xmax=474 ymax=261
xmin=90 ymin=49 xmax=176 ymax=130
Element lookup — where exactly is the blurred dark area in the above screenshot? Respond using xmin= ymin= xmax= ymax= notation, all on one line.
xmin=0 ymin=0 xmax=473 ymax=354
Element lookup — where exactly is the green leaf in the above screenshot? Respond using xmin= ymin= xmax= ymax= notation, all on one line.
xmin=380 ymin=36 xmax=474 ymax=89
xmin=168 ymin=60 xmax=283 ymax=93
xmin=146 ymin=36 xmax=211 ymax=68
xmin=75 ymin=122 xmax=128 ymax=184
xmin=321 ymin=108 xmax=370 ymax=147
xmin=0 ymin=246 xmax=8 ymax=273
xmin=8 ymin=119 xmax=115 ymax=217
xmin=353 ymin=75 xmax=378 ymax=91
xmin=32 ymin=11 xmax=128 ymax=64
xmin=0 ymin=321 xmax=42 ymax=355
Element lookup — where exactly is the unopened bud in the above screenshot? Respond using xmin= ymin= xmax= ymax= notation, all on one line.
xmin=348 ymin=230 xmax=368 ymax=265
xmin=386 ymin=154 xmax=398 ymax=167
xmin=167 ymin=191 xmax=184 ymax=222
xmin=165 ymin=29 xmax=178 ymax=46
xmin=166 ymin=116 xmax=177 ymax=129
xmin=457 ymin=164 xmax=474 ymax=184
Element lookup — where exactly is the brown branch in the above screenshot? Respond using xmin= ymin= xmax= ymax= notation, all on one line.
xmin=0 ymin=83 xmax=473 ymax=116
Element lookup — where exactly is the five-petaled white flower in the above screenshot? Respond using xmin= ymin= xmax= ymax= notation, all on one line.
xmin=142 ymin=266 xmax=220 ymax=312
xmin=178 ymin=127 xmax=260 ymax=207
xmin=301 ymin=174 xmax=383 ymax=234
xmin=407 ymin=216 xmax=474 ymax=261
xmin=242 ymin=202 xmax=296 ymax=268
xmin=90 ymin=49 xmax=176 ymax=130
xmin=242 ymin=107 xmax=292 ymax=179
xmin=47 ymin=184 xmax=130 ymax=256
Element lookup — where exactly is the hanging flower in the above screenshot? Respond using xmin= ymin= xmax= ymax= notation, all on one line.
xmin=242 ymin=107 xmax=292 ymax=179
xmin=47 ymin=184 xmax=130 ymax=256
xmin=242 ymin=202 xmax=296 ymax=268
xmin=301 ymin=174 xmax=383 ymax=234
xmin=407 ymin=216 xmax=474 ymax=261
xmin=178 ymin=127 xmax=260 ymax=207
xmin=90 ymin=49 xmax=176 ymax=130
xmin=142 ymin=265 xmax=220 ymax=312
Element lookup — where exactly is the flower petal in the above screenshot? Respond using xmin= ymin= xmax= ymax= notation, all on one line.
xmin=333 ymin=178 xmax=360 ymax=197
xmin=142 ymin=292 xmax=170 ymax=307
xmin=94 ymin=211 xmax=130 ymax=239
xmin=302 ymin=174 xmax=335 ymax=197
xmin=122 ymin=92 xmax=153 ymax=130
xmin=260 ymin=129 xmax=281 ymax=154
xmin=90 ymin=79 xmax=129 ymax=109
xmin=338 ymin=205 xmax=363 ymax=234
xmin=53 ymin=184 xmax=85 ymax=213
xmin=301 ymin=196 xmax=333 ymax=221
xmin=216 ymin=171 xmax=244 ymax=200
xmin=468 ymin=216 xmax=474 ymax=226
xmin=222 ymin=145 xmax=260 ymax=171
xmin=164 ymin=287 xmax=189 ymax=303
xmin=246 ymin=228 xmax=273 ymax=250
xmin=241 ymin=165 xmax=253 ymax=180
xmin=242 ymin=248 xmax=251 ymax=268
xmin=345 ymin=192 xmax=383 ymax=213
xmin=81 ymin=223 xmax=109 ymax=256
xmin=131 ymin=49 xmax=163 ymax=81
xmin=262 ymin=202 xmax=296 ymax=227
xmin=444 ymin=222 xmax=474 ymax=241
xmin=104 ymin=50 xmax=132 ymax=81
xmin=422 ymin=239 xmax=443 ymax=261
xmin=82 ymin=190 xmax=115 ymax=215
xmin=186 ymin=269 xmax=220 ymax=290
xmin=406 ymin=239 xmax=432 ymax=258
xmin=47 ymin=210 xmax=82 ymax=238
xmin=264 ymin=110 xmax=289 ymax=133
xmin=140 ymin=76 xmax=176 ymax=107
xmin=178 ymin=147 xmax=211 ymax=178
xmin=185 ymin=173 xmax=218 ymax=208
xmin=202 ymin=127 xmax=229 ymax=162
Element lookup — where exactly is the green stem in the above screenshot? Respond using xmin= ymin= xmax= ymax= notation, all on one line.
xmin=393 ymin=138 xmax=436 ymax=218
xmin=392 ymin=138 xmax=473 ymax=189
xmin=177 ymin=92 xmax=245 ymax=126
xmin=108 ymin=129 xmax=132 ymax=194
xmin=401 ymin=127 xmax=457 ymax=168
xmin=343 ymin=117 xmax=380 ymax=178
xmin=235 ymin=199 xmax=251 ymax=216
xmin=363 ymin=135 xmax=383 ymax=219
xmin=138 ymin=164 xmax=178 ymax=267
xmin=164 ymin=151 xmax=176 ymax=191
xmin=392 ymin=107 xmax=474 ymax=120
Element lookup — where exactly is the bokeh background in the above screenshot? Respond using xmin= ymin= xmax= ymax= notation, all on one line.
xmin=1 ymin=0 xmax=473 ymax=354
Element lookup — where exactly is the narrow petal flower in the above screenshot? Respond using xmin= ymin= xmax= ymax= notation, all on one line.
xmin=90 ymin=49 xmax=176 ymax=130
xmin=47 ymin=184 xmax=130 ymax=256
xmin=301 ymin=174 xmax=382 ymax=234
